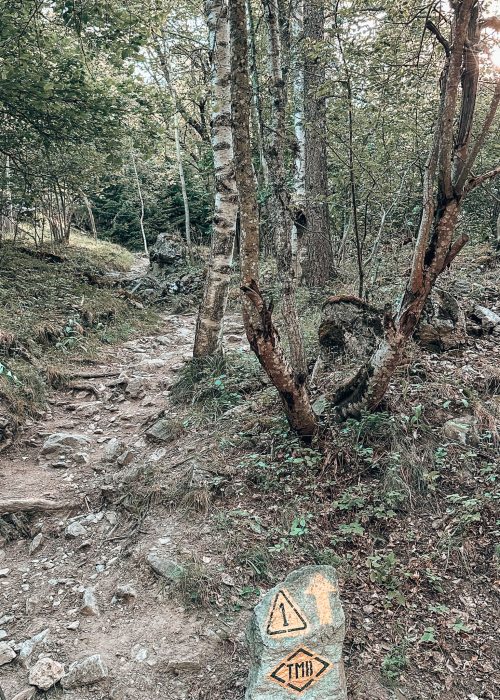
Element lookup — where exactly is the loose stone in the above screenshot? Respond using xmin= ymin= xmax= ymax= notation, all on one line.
xmin=61 ymin=654 xmax=108 ymax=688
xmin=28 ymin=657 xmax=65 ymax=690
xmin=80 ymin=587 xmax=99 ymax=616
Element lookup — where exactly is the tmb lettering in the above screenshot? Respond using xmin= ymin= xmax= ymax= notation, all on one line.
xmin=287 ymin=660 xmax=314 ymax=680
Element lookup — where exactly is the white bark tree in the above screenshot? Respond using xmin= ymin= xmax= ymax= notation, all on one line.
xmin=193 ymin=0 xmax=239 ymax=358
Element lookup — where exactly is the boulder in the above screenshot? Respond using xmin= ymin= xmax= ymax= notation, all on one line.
xmin=313 ymin=295 xmax=383 ymax=393
xmin=61 ymin=654 xmax=108 ymax=689
xmin=149 ymin=232 xmax=187 ymax=275
xmin=470 ymin=305 xmax=500 ymax=334
xmin=246 ymin=565 xmax=347 ymax=700
xmin=415 ymin=289 xmax=466 ymax=351
xmin=40 ymin=432 xmax=90 ymax=455
xmin=28 ymin=657 xmax=65 ymax=690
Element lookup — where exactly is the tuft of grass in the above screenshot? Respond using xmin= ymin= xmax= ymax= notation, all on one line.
xmin=174 ymin=561 xmax=218 ymax=608
xmin=170 ymin=350 xmax=263 ymax=418
xmin=68 ymin=231 xmax=135 ymax=271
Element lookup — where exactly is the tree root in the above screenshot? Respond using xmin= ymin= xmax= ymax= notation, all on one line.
xmin=0 ymin=497 xmax=78 ymax=515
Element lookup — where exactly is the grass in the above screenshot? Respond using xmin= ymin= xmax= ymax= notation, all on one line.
xmin=170 ymin=350 xmax=264 ymax=419
xmin=0 ymin=233 xmax=157 ymax=431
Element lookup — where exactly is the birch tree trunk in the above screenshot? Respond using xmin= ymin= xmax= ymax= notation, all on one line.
xmin=153 ymin=40 xmax=193 ymax=261
xmin=291 ymin=0 xmax=305 ymax=280
xmin=229 ymin=0 xmax=317 ymax=439
xmin=173 ymin=111 xmax=193 ymax=261
xmin=263 ymin=0 xmax=307 ymax=378
xmin=130 ymin=149 xmax=149 ymax=256
xmin=300 ymin=0 xmax=334 ymax=286
xmin=2 ymin=155 xmax=13 ymax=237
xmin=333 ymin=0 xmax=500 ymax=418
xmin=193 ymin=0 xmax=239 ymax=358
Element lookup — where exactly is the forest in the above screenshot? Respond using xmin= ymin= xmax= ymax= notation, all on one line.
xmin=0 ymin=1 xmax=499 ymax=699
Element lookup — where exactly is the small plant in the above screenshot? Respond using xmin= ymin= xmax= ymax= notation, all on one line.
xmin=420 ymin=627 xmax=437 ymax=643
xmin=0 ymin=362 xmax=19 ymax=384
xmin=451 ymin=617 xmax=473 ymax=634
xmin=381 ymin=640 xmax=409 ymax=684
xmin=424 ymin=569 xmax=444 ymax=593
xmin=175 ymin=562 xmax=216 ymax=608
xmin=238 ymin=546 xmax=270 ymax=581
xmin=333 ymin=485 xmax=368 ymax=512
xmin=289 ymin=514 xmax=312 ymax=537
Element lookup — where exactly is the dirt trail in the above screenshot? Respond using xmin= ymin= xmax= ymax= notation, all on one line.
xmin=0 ymin=294 xmax=248 ymax=700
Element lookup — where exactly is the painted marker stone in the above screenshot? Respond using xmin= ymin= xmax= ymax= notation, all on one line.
xmin=246 ymin=565 xmax=347 ymax=699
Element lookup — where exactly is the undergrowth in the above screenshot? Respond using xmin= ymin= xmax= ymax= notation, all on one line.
xmin=170 ymin=350 xmax=264 ymax=418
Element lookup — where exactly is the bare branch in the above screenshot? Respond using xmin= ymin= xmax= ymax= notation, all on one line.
xmin=479 ymin=16 xmax=500 ymax=32
xmin=465 ymin=164 xmax=500 ymax=193
xmin=425 ymin=19 xmax=450 ymax=56
xmin=456 ymin=80 xmax=500 ymax=192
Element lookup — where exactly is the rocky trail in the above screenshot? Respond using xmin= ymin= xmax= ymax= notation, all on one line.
xmin=0 ymin=284 xmax=250 ymax=699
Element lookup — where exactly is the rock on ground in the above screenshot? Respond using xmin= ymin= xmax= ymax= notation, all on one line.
xmin=80 ymin=587 xmax=99 ymax=616
xmin=17 ymin=628 xmax=49 ymax=668
xmin=443 ymin=416 xmax=476 ymax=445
xmin=0 ymin=641 xmax=16 ymax=665
xmin=28 ymin=657 xmax=65 ymax=690
xmin=61 ymin=654 xmax=108 ymax=688
xmin=114 ymin=583 xmax=137 ymax=604
xmin=11 ymin=688 xmax=36 ymax=700
xmin=146 ymin=552 xmax=184 ymax=582
xmin=65 ymin=521 xmax=87 ymax=538
xmin=145 ymin=418 xmax=182 ymax=443
xmin=246 ymin=565 xmax=347 ymax=700
xmin=40 ymin=432 xmax=90 ymax=455
xmin=28 ymin=533 xmax=43 ymax=555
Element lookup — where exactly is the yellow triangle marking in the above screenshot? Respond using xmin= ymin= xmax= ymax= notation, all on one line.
xmin=266 ymin=588 xmax=308 ymax=638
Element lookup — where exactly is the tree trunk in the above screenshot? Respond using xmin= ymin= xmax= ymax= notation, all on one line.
xmin=193 ymin=0 xmax=239 ymax=358
xmin=300 ymin=0 xmax=334 ymax=286
xmin=130 ymin=148 xmax=149 ymax=256
xmin=229 ymin=0 xmax=317 ymax=439
xmin=333 ymin=0 xmax=500 ymax=419
xmin=263 ymin=0 xmax=307 ymax=378
xmin=153 ymin=40 xmax=194 ymax=261
xmin=80 ymin=190 xmax=97 ymax=240
xmin=173 ymin=111 xmax=193 ymax=260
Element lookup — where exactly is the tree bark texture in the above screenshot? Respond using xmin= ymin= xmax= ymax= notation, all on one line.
xmin=194 ymin=0 xmax=239 ymax=358
xmin=300 ymin=0 xmax=334 ymax=286
xmin=229 ymin=0 xmax=317 ymax=439
xmin=263 ymin=0 xmax=307 ymax=377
